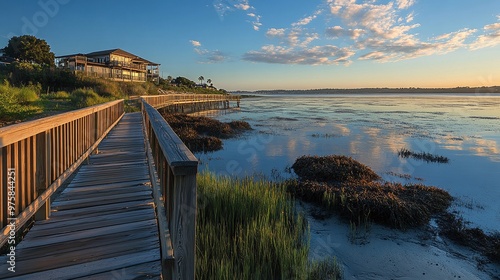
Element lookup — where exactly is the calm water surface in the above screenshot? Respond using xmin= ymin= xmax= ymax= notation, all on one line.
xmin=195 ymin=94 xmax=500 ymax=232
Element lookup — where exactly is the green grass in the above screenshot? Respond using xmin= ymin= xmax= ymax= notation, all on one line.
xmin=0 ymin=81 xmax=43 ymax=122
xmin=197 ymin=172 xmax=311 ymax=279
xmin=308 ymin=257 xmax=343 ymax=280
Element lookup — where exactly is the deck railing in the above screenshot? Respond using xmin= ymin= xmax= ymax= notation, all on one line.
xmin=0 ymin=100 xmax=124 ymax=247
xmin=141 ymin=97 xmax=199 ymax=280
xmin=142 ymin=93 xmax=240 ymax=109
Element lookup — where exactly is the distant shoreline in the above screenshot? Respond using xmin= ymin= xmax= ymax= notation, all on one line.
xmin=232 ymin=86 xmax=500 ymax=95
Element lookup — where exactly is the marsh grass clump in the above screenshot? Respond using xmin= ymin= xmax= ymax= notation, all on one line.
xmin=196 ymin=172 xmax=311 ymax=279
xmin=288 ymin=180 xmax=452 ymax=229
xmin=307 ymin=257 xmax=343 ymax=280
xmin=398 ymin=148 xmax=449 ymax=163
xmin=161 ymin=113 xmax=251 ymax=152
xmin=291 ymin=155 xmax=381 ymax=183
xmin=288 ymin=155 xmax=452 ymax=229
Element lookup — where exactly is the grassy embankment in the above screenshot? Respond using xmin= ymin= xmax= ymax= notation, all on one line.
xmin=0 ymin=73 xmax=158 ymax=126
xmin=197 ymin=172 xmax=342 ymax=279
xmin=0 ymin=62 xmax=225 ymax=126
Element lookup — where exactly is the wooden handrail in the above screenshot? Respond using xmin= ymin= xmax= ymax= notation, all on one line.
xmin=142 ymin=93 xmax=240 ymax=109
xmin=141 ymin=98 xmax=199 ymax=280
xmin=0 ymin=100 xmax=124 ymax=247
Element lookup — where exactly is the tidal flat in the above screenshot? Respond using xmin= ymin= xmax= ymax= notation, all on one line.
xmin=195 ymin=93 xmax=500 ymax=278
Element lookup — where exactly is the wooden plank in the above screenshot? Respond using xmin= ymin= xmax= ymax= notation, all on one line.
xmin=0 ymin=249 xmax=160 ymax=280
xmin=14 ymin=219 xmax=157 ymax=250
xmin=50 ymin=198 xmax=153 ymax=219
xmin=55 ymin=179 xmax=149 ymax=196
xmin=26 ymin=209 xmax=155 ymax=238
xmin=51 ymin=190 xmax=152 ymax=210
xmin=71 ymin=260 xmax=161 ymax=280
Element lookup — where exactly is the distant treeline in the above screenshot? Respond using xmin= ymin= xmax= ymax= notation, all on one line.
xmin=236 ymin=86 xmax=500 ymax=95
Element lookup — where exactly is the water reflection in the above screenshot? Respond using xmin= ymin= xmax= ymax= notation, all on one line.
xmin=196 ymin=94 xmax=500 ymax=232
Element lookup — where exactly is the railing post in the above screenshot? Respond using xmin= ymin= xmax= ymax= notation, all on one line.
xmin=171 ymin=169 xmax=197 ymax=280
xmin=35 ymin=131 xmax=50 ymax=220
xmin=93 ymin=112 xmax=99 ymax=154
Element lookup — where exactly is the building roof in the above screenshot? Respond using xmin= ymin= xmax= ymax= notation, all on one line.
xmin=56 ymin=48 xmax=159 ymax=66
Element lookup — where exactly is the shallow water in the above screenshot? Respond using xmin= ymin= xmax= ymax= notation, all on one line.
xmin=195 ymin=94 xmax=500 ymax=232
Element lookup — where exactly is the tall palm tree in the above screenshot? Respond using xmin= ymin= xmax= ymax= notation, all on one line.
xmin=207 ymin=79 xmax=212 ymax=86
xmin=198 ymin=76 xmax=204 ymax=86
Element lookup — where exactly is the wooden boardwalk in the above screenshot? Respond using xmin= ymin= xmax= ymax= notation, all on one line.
xmin=0 ymin=113 xmax=161 ymax=279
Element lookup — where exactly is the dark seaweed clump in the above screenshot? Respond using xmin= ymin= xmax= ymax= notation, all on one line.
xmin=162 ymin=113 xmax=251 ymax=152
xmin=398 ymin=148 xmax=449 ymax=163
xmin=291 ymin=155 xmax=381 ymax=183
xmin=288 ymin=155 xmax=452 ymax=229
xmin=438 ymin=213 xmax=500 ymax=264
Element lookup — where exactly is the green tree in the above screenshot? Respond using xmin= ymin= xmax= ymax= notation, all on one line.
xmin=173 ymin=76 xmax=196 ymax=87
xmin=198 ymin=75 xmax=204 ymax=85
xmin=207 ymin=78 xmax=212 ymax=86
xmin=2 ymin=35 xmax=55 ymax=66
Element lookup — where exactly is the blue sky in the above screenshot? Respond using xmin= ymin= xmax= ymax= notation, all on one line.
xmin=1 ymin=0 xmax=499 ymax=91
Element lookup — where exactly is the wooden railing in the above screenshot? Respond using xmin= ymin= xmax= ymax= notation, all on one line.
xmin=141 ymin=98 xmax=198 ymax=280
xmin=142 ymin=93 xmax=240 ymax=109
xmin=0 ymin=100 xmax=124 ymax=247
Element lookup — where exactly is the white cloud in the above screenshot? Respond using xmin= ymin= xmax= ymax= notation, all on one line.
xmin=396 ymin=0 xmax=415 ymax=10
xmin=190 ymin=40 xmax=201 ymax=47
xmin=243 ymin=2 xmax=500 ymax=65
xmin=243 ymin=44 xmax=354 ymax=65
xmin=469 ymin=17 xmax=500 ymax=50
xmin=213 ymin=0 xmax=262 ymax=31
xmin=326 ymin=26 xmax=364 ymax=39
xmin=484 ymin=22 xmax=500 ymax=31
xmin=235 ymin=4 xmax=250 ymax=10
xmin=266 ymin=28 xmax=286 ymax=38
xmin=247 ymin=13 xmax=262 ymax=31
xmin=190 ymin=40 xmax=228 ymax=63
xmin=293 ymin=15 xmax=316 ymax=26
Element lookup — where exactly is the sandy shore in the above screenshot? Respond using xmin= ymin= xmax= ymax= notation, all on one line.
xmin=302 ymin=202 xmax=500 ymax=280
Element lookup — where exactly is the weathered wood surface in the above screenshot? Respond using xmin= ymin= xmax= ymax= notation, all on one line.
xmin=0 ymin=113 xmax=161 ymax=279
xmin=0 ymin=100 xmax=124 ymax=239
xmin=142 ymin=100 xmax=197 ymax=280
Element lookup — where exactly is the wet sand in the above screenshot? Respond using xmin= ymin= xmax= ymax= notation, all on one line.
xmin=303 ymin=203 xmax=500 ymax=279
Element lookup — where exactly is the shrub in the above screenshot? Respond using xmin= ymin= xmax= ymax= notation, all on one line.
xmin=51 ymin=91 xmax=70 ymax=99
xmin=16 ymin=86 xmax=39 ymax=104
xmin=0 ymin=81 xmax=42 ymax=122
xmin=70 ymin=88 xmax=108 ymax=108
